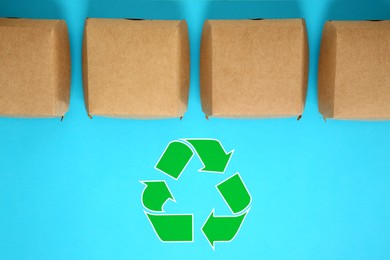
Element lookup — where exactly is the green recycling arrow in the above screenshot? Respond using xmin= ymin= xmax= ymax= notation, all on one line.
xmin=143 ymin=139 xmax=252 ymax=249
xmin=217 ymin=173 xmax=252 ymax=214
xmin=202 ymin=209 xmax=249 ymax=250
xmin=145 ymin=212 xmax=194 ymax=242
xmin=155 ymin=141 xmax=194 ymax=180
xmin=186 ymin=139 xmax=233 ymax=173
xmin=141 ymin=181 xmax=174 ymax=212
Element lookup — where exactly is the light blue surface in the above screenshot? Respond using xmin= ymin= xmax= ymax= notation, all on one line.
xmin=1 ymin=0 xmax=390 ymax=259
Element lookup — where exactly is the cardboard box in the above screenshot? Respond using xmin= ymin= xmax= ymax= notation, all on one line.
xmin=0 ymin=18 xmax=70 ymax=117
xmin=82 ymin=18 xmax=190 ymax=119
xmin=200 ymin=19 xmax=308 ymax=118
xmin=318 ymin=20 xmax=390 ymax=120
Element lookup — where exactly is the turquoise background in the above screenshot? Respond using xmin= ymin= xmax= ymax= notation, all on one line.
xmin=1 ymin=0 xmax=390 ymax=259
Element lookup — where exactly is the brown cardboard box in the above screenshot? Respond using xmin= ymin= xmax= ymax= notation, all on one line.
xmin=318 ymin=20 xmax=390 ymax=120
xmin=82 ymin=18 xmax=190 ymax=119
xmin=0 ymin=18 xmax=70 ymax=117
xmin=200 ymin=19 xmax=308 ymax=118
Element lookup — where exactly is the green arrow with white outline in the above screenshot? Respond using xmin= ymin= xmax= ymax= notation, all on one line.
xmin=217 ymin=173 xmax=252 ymax=214
xmin=186 ymin=139 xmax=233 ymax=173
xmin=141 ymin=181 xmax=174 ymax=212
xmin=202 ymin=209 xmax=249 ymax=250
xmin=145 ymin=212 xmax=194 ymax=242
xmin=155 ymin=141 xmax=194 ymax=180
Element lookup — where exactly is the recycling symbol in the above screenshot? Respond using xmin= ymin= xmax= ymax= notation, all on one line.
xmin=141 ymin=139 xmax=252 ymax=250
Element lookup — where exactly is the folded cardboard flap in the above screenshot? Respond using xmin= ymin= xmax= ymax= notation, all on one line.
xmin=318 ymin=20 xmax=390 ymax=120
xmin=200 ymin=19 xmax=309 ymax=118
xmin=82 ymin=18 xmax=190 ymax=119
xmin=0 ymin=18 xmax=71 ymax=117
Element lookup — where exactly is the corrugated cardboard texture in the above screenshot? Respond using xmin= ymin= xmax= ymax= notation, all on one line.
xmin=82 ymin=18 xmax=190 ymax=118
xmin=0 ymin=18 xmax=70 ymax=117
xmin=200 ymin=19 xmax=308 ymax=118
xmin=319 ymin=21 xmax=390 ymax=120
